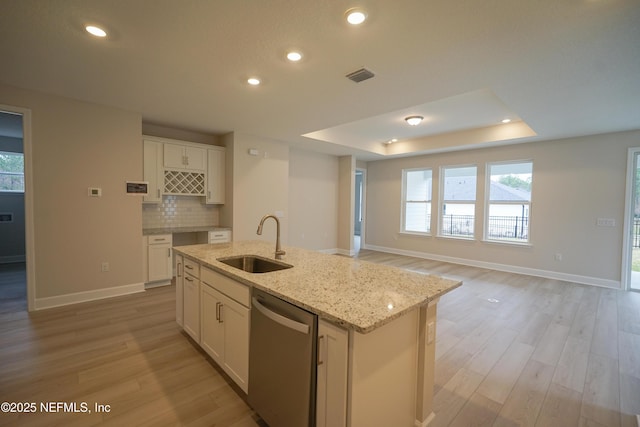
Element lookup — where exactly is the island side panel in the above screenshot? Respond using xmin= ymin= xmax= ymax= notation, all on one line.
xmin=415 ymin=300 xmax=438 ymax=426
xmin=348 ymin=308 xmax=419 ymax=427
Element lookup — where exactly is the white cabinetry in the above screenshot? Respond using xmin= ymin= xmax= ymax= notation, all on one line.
xmin=208 ymin=230 xmax=231 ymax=243
xmin=183 ymin=257 xmax=201 ymax=342
xmin=206 ymin=147 xmax=225 ymax=204
xmin=175 ymin=254 xmax=184 ymax=327
xmin=316 ymin=319 xmax=349 ymax=427
xmin=164 ymin=143 xmax=206 ymax=172
xmin=145 ymin=234 xmax=173 ymax=285
xmin=200 ymin=267 xmax=249 ymax=393
xmin=143 ymin=139 xmax=163 ymax=203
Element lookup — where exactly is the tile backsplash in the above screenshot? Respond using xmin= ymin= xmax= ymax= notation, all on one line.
xmin=142 ymin=195 xmax=220 ymax=229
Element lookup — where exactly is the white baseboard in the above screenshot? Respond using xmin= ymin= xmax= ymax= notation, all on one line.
xmin=317 ymin=248 xmax=339 ymax=255
xmin=0 ymin=255 xmax=26 ymax=264
xmin=415 ymin=412 xmax=435 ymax=426
xmin=34 ymin=282 xmax=146 ymax=310
xmin=363 ymin=243 xmax=621 ymax=289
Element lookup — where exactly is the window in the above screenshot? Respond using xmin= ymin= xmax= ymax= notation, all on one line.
xmin=0 ymin=151 xmax=24 ymax=192
xmin=440 ymin=165 xmax=477 ymax=238
xmin=486 ymin=161 xmax=532 ymax=243
xmin=402 ymin=168 xmax=432 ymax=233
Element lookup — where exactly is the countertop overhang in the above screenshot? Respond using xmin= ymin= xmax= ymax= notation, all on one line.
xmin=173 ymin=241 xmax=461 ymax=334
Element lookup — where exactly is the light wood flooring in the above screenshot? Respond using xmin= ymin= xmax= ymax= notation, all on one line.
xmin=1 ymin=252 xmax=639 ymax=426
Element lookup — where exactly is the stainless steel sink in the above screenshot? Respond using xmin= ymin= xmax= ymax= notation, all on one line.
xmin=217 ymin=255 xmax=293 ymax=273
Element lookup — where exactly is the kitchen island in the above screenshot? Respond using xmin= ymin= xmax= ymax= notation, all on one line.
xmin=173 ymin=241 xmax=461 ymax=427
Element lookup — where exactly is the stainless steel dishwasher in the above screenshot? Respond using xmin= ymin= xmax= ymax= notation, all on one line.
xmin=249 ymin=288 xmax=318 ymax=427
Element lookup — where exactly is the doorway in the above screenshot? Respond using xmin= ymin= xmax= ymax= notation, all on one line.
xmin=354 ymin=169 xmax=365 ymax=253
xmin=623 ymin=147 xmax=640 ymax=291
xmin=0 ymin=105 xmax=33 ymax=310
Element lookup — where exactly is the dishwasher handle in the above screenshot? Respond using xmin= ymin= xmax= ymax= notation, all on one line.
xmin=252 ymin=297 xmax=310 ymax=335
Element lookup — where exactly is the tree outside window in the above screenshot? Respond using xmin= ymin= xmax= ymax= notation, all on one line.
xmin=0 ymin=151 xmax=24 ymax=192
xmin=486 ymin=161 xmax=532 ymax=243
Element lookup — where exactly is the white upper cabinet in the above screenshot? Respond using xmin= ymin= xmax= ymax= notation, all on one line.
xmin=206 ymin=147 xmax=225 ymax=204
xmin=164 ymin=143 xmax=206 ymax=172
xmin=142 ymin=136 xmax=225 ymax=202
xmin=143 ymin=139 xmax=163 ymax=203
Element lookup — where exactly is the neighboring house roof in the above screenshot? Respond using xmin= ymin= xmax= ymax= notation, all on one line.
xmin=443 ymin=177 xmax=530 ymax=202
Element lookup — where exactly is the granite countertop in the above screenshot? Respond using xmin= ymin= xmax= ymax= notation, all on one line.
xmin=143 ymin=226 xmax=231 ymax=235
xmin=173 ymin=241 xmax=461 ymax=334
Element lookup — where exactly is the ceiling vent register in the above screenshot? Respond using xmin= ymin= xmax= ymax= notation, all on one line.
xmin=164 ymin=170 xmax=205 ymax=196
xmin=346 ymin=68 xmax=375 ymax=83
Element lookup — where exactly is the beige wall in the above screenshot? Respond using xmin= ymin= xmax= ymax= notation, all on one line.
xmin=228 ymin=132 xmax=289 ymax=243
xmin=288 ymin=148 xmax=339 ymax=251
xmin=366 ymin=130 xmax=640 ymax=287
xmin=0 ymin=83 xmax=143 ymax=302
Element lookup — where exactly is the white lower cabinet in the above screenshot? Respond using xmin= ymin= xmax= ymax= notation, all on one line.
xmin=175 ymin=254 xmax=184 ymax=327
xmin=145 ymin=234 xmax=173 ymax=284
xmin=186 ymin=265 xmax=249 ymax=393
xmin=183 ymin=258 xmax=201 ymax=342
xmin=316 ymin=319 xmax=349 ymax=427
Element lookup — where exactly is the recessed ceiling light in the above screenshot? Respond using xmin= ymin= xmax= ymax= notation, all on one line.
xmin=385 ymin=138 xmax=398 ymax=145
xmin=247 ymin=77 xmax=261 ymax=86
xmin=501 ymin=118 xmax=512 ymax=123
xmin=286 ymin=51 xmax=302 ymax=62
xmin=405 ymin=116 xmax=423 ymax=126
xmin=345 ymin=8 xmax=367 ymax=25
xmin=85 ymin=25 xmax=107 ymax=38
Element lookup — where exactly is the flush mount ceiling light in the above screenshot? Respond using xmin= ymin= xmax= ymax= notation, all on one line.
xmin=501 ymin=118 xmax=512 ymax=123
xmin=405 ymin=115 xmax=424 ymax=126
xmin=85 ymin=25 xmax=107 ymax=38
xmin=286 ymin=51 xmax=302 ymax=62
xmin=247 ymin=77 xmax=261 ymax=86
xmin=345 ymin=8 xmax=367 ymax=25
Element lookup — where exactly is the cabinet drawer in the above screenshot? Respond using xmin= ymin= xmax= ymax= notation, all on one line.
xmin=148 ymin=234 xmax=172 ymax=245
xmin=209 ymin=230 xmax=231 ymax=243
xmin=184 ymin=257 xmax=201 ymax=278
xmin=201 ymin=266 xmax=250 ymax=307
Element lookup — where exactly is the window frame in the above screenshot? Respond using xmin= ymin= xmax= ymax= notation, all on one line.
xmin=0 ymin=150 xmax=25 ymax=193
xmin=439 ymin=164 xmax=477 ymax=240
xmin=484 ymin=160 xmax=533 ymax=245
xmin=401 ymin=167 xmax=433 ymax=235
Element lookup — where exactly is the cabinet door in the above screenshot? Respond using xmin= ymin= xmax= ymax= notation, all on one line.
xmin=222 ymin=296 xmax=249 ymax=393
xmin=316 ymin=320 xmax=349 ymax=427
xmin=175 ymin=254 xmax=184 ymax=327
xmin=184 ymin=146 xmax=206 ymax=172
xmin=206 ymin=148 xmax=225 ymax=204
xmin=201 ymin=284 xmax=225 ymax=365
xmin=148 ymin=242 xmax=172 ymax=282
xmin=163 ymin=143 xmax=186 ymax=169
xmin=183 ymin=275 xmax=200 ymax=342
xmin=143 ymin=140 xmax=163 ymax=203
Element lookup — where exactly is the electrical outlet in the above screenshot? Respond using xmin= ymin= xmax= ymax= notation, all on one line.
xmin=554 ymin=253 xmax=562 ymax=261
xmin=427 ymin=321 xmax=435 ymax=344
xmin=596 ymin=218 xmax=615 ymax=227
xmin=101 ymin=262 xmax=110 ymax=272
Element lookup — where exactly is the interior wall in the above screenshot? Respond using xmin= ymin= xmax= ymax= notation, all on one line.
xmin=0 ymin=134 xmax=25 ymax=262
xmin=288 ymin=148 xmax=339 ymax=251
xmin=366 ymin=130 xmax=640 ymax=286
xmin=230 ymin=132 xmax=289 ymax=244
xmin=0 ymin=83 xmax=143 ymax=301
